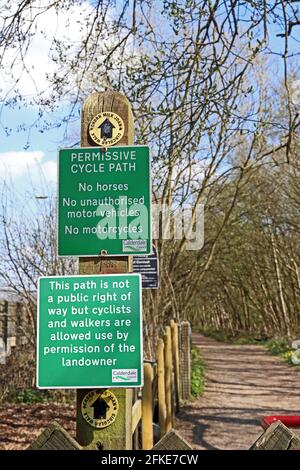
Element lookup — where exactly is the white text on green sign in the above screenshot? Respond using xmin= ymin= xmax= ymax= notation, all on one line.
xmin=58 ymin=146 xmax=151 ymax=256
xmin=37 ymin=274 xmax=143 ymax=388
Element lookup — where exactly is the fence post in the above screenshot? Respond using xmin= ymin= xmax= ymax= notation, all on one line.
xmin=170 ymin=319 xmax=180 ymax=413
xmin=156 ymin=338 xmax=166 ymax=437
xmin=180 ymin=321 xmax=191 ymax=401
xmin=76 ymin=91 xmax=134 ymax=450
xmin=164 ymin=326 xmax=173 ymax=432
xmin=142 ymin=363 xmax=154 ymax=450
xmin=132 ymin=390 xmax=139 ymax=450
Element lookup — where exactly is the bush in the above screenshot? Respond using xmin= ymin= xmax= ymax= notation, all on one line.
xmin=264 ymin=338 xmax=300 ymax=366
xmin=4 ymin=387 xmax=75 ymax=404
xmin=6 ymin=388 xmax=47 ymax=403
xmin=191 ymin=345 xmax=205 ymax=399
xmin=265 ymin=338 xmax=290 ymax=356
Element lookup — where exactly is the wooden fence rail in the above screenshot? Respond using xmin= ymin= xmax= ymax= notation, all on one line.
xmin=131 ymin=320 xmax=191 ymax=450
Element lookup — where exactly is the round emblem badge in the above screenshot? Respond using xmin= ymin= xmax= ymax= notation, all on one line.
xmin=81 ymin=389 xmax=119 ymax=429
xmin=89 ymin=112 xmax=125 ymax=146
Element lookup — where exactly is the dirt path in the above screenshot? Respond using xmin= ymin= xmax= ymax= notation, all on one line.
xmin=176 ymin=334 xmax=300 ymax=450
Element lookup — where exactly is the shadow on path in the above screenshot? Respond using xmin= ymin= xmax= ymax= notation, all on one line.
xmin=176 ymin=334 xmax=300 ymax=450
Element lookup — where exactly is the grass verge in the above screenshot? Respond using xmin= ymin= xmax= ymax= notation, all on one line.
xmin=264 ymin=338 xmax=299 ymax=365
xmin=191 ymin=345 xmax=205 ymax=399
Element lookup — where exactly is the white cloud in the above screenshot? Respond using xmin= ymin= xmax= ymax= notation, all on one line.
xmin=0 ymin=151 xmax=44 ymax=178
xmin=41 ymin=160 xmax=57 ymax=183
xmin=0 ymin=151 xmax=57 ymax=184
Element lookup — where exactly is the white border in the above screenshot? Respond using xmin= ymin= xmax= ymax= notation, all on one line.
xmin=57 ymin=145 xmax=152 ymax=257
xmin=37 ymin=273 xmax=143 ymax=389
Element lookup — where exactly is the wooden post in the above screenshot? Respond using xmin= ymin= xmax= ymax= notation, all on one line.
xmin=156 ymin=338 xmax=166 ymax=437
xmin=250 ymin=421 xmax=300 ymax=450
xmin=142 ymin=363 xmax=153 ymax=450
xmin=180 ymin=321 xmax=191 ymax=401
xmin=131 ymin=396 xmax=142 ymax=439
xmin=170 ymin=319 xmax=180 ymax=413
xmin=76 ymin=91 xmax=134 ymax=450
xmin=28 ymin=422 xmax=82 ymax=450
xmin=164 ymin=326 xmax=173 ymax=432
xmin=153 ymin=429 xmax=193 ymax=450
xmin=132 ymin=389 xmax=140 ymax=450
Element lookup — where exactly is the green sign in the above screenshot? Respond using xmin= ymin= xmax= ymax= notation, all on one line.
xmin=37 ymin=274 xmax=143 ymax=388
xmin=58 ymin=145 xmax=151 ymax=256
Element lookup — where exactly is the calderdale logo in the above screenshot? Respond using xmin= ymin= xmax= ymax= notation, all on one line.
xmin=112 ymin=369 xmax=138 ymax=382
xmin=123 ymin=240 xmax=147 ymax=252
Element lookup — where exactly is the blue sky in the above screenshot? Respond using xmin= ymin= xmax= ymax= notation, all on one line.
xmin=0 ymin=2 xmax=299 ymax=200
xmin=0 ymin=1 xmax=89 ymax=198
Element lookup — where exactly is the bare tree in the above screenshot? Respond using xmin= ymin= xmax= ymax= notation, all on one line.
xmin=0 ymin=181 xmax=76 ymax=345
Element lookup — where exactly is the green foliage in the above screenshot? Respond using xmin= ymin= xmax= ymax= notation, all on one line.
xmin=264 ymin=338 xmax=300 ymax=366
xmin=4 ymin=387 xmax=76 ymax=404
xmin=265 ymin=338 xmax=290 ymax=356
xmin=6 ymin=388 xmax=49 ymax=404
xmin=191 ymin=345 xmax=205 ymax=399
xmin=281 ymin=350 xmax=295 ymax=364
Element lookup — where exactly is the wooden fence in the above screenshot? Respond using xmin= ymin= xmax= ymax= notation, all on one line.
xmin=131 ymin=320 xmax=191 ymax=450
xmin=0 ymin=294 xmax=27 ymax=363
